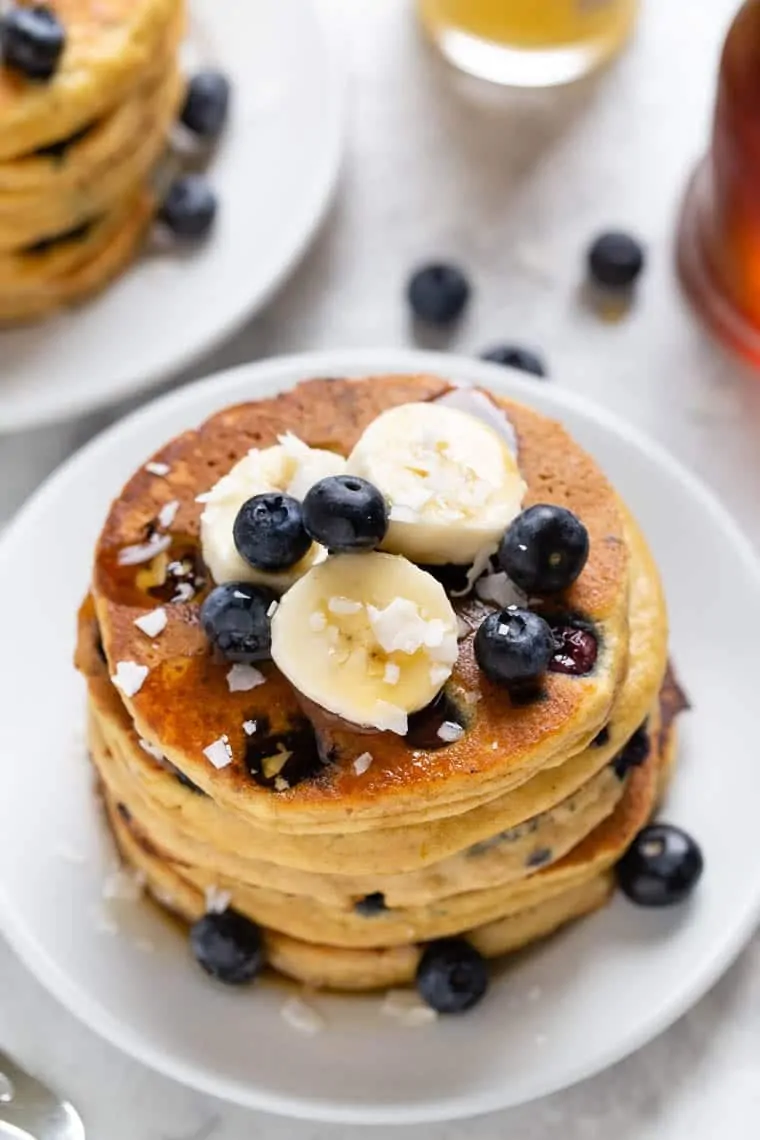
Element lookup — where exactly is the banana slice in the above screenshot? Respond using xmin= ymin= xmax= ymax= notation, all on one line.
xmin=270 ymin=552 xmax=459 ymax=734
xmin=200 ymin=434 xmax=345 ymax=591
xmin=346 ymin=402 xmax=525 ymax=565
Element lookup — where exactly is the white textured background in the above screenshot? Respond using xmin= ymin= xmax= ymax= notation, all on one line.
xmin=3 ymin=0 xmax=760 ymax=1136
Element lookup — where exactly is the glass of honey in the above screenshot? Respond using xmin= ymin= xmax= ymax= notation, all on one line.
xmin=677 ymin=1 xmax=760 ymax=367
xmin=417 ymin=0 xmax=639 ymax=87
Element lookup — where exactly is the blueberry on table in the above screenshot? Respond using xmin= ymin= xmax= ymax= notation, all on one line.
xmin=302 ymin=475 xmax=388 ymax=553
xmin=233 ymin=492 xmax=311 ymax=571
xmin=200 ymin=581 xmax=276 ymax=662
xmin=499 ymin=504 xmax=589 ymax=595
xmin=180 ymin=70 xmax=231 ymax=138
xmin=190 ymin=909 xmax=264 ymax=985
xmin=0 ymin=4 xmax=65 ymax=81
xmin=407 ymin=263 xmax=471 ymax=325
xmin=158 ymin=175 xmax=218 ymax=239
xmin=416 ymin=938 xmax=489 ymax=1013
xmin=618 ymin=824 xmax=704 ymax=907
xmin=481 ymin=344 xmax=547 ymax=377
xmin=474 ymin=607 xmax=554 ymax=686
xmin=587 ymin=231 xmax=645 ymax=289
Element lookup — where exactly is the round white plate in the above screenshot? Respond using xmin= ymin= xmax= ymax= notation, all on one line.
xmin=0 ymin=348 xmax=758 ymax=1125
xmin=0 ymin=1 xmax=343 ymax=432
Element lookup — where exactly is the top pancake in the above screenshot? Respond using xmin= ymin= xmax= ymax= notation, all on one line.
xmin=91 ymin=374 xmax=631 ymax=829
xmin=0 ymin=0 xmax=182 ymax=161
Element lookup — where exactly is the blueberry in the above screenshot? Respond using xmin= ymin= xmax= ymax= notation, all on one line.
xmin=354 ymin=892 xmax=387 ymax=917
xmin=233 ymin=492 xmax=311 ymax=571
xmin=302 ymin=475 xmax=388 ymax=553
xmin=180 ymin=70 xmax=231 ymax=138
xmin=407 ymin=263 xmax=470 ymax=325
xmin=618 ymin=824 xmax=703 ymax=907
xmin=416 ymin=938 xmax=488 ymax=1014
xmin=547 ymin=621 xmax=598 ymax=676
xmin=158 ymin=175 xmax=217 ymax=239
xmin=474 ymin=607 xmax=554 ymax=686
xmin=588 ymin=231 xmax=645 ymax=289
xmin=612 ymin=724 xmax=649 ymax=780
xmin=1 ymin=4 xmax=65 ymax=81
xmin=200 ymin=581 xmax=276 ymax=662
xmin=190 ymin=909 xmax=264 ymax=985
xmin=481 ymin=345 xmax=547 ymax=377
xmin=499 ymin=504 xmax=589 ymax=595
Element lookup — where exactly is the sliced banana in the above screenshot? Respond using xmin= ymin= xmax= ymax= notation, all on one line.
xmin=200 ymin=434 xmax=345 ymax=591
xmin=346 ymin=402 xmax=525 ymax=566
xmin=270 ymin=552 xmax=459 ymax=734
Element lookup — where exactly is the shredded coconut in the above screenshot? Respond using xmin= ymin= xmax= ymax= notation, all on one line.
xmin=353 ymin=752 xmax=373 ymax=775
xmin=381 ymin=990 xmax=438 ymax=1026
xmin=145 ymin=461 xmax=170 ymax=477
xmin=102 ymin=867 xmax=146 ymax=902
xmin=274 ymin=775 xmax=290 ymax=792
xmin=111 ymin=661 xmax=149 ymax=697
xmin=204 ymin=885 xmax=232 ymax=914
xmin=227 ymin=663 xmax=266 ymax=692
xmin=243 ymin=720 xmax=257 ymax=736
xmin=281 ymin=995 xmax=325 ymax=1035
xmin=134 ymin=608 xmax=167 ymax=638
xmin=203 ymin=735 xmax=233 ymax=769
xmin=157 ymin=499 xmax=179 ymax=529
xmin=437 ymin=721 xmax=464 ymax=743
xmin=475 ymin=570 xmax=526 ymax=610
xmin=172 ymin=582 xmax=195 ymax=604
xmin=117 ymin=534 xmax=171 ymax=566
xmin=328 ymin=596 xmax=363 ymax=615
xmin=267 ymin=600 xmax=279 ymax=619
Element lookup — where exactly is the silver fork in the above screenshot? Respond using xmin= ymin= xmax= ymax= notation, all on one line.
xmin=0 ymin=1052 xmax=84 ymax=1140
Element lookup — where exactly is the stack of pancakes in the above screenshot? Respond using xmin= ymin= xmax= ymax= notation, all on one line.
xmin=77 ymin=374 xmax=687 ymax=991
xmin=0 ymin=0 xmax=185 ymax=322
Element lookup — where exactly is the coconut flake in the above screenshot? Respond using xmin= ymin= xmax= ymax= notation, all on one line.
xmin=204 ymin=885 xmax=232 ymax=914
xmin=111 ymin=661 xmax=149 ymax=697
xmin=117 ymin=534 xmax=171 ymax=566
xmin=383 ymin=662 xmax=400 ymax=686
xmin=243 ymin=720 xmax=257 ymax=736
xmin=195 ymin=491 xmax=213 ymax=504
xmin=374 ymin=700 xmax=408 ymax=735
xmin=456 ymin=615 xmax=471 ymax=640
xmin=267 ymin=600 xmax=279 ymax=619
xmin=203 ymin=735 xmax=233 ymax=769
xmin=145 ymin=461 xmax=170 ymax=477
xmin=309 ymin=611 xmax=327 ymax=632
xmin=475 ymin=570 xmax=526 ymax=609
xmin=491 ymin=741 xmax=499 ymax=751
xmin=157 ymin=499 xmax=180 ymax=529
xmin=353 ymin=751 xmax=373 ymax=775
xmin=134 ymin=608 xmax=167 ymax=638
xmin=328 ymin=596 xmax=362 ymax=616
xmin=138 ymin=736 xmax=164 ymax=760
xmin=437 ymin=721 xmax=464 ymax=743
xmin=102 ymin=867 xmax=146 ymax=902
xmin=172 ymin=582 xmax=195 ymax=604
xmin=450 ymin=542 xmax=499 ymax=598
xmin=227 ymin=664 xmax=266 ymax=693
xmin=381 ymin=990 xmax=438 ymax=1026
xmin=274 ymin=775 xmax=290 ymax=792
xmin=281 ymin=995 xmax=325 ymax=1035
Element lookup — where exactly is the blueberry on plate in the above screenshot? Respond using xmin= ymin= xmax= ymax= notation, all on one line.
xmin=180 ymin=70 xmax=231 ymax=138
xmin=190 ymin=909 xmax=264 ymax=985
xmin=158 ymin=175 xmax=217 ymax=239
xmin=474 ymin=607 xmax=554 ymax=686
xmin=302 ymin=475 xmax=388 ymax=552
xmin=234 ymin=492 xmax=311 ymax=571
xmin=0 ymin=4 xmax=65 ymax=81
xmin=587 ymin=231 xmax=645 ymax=289
xmin=618 ymin=823 xmax=704 ymax=907
xmin=481 ymin=344 xmax=547 ymax=377
xmin=416 ymin=938 xmax=488 ymax=1013
xmin=200 ymin=581 xmax=276 ymax=662
xmin=499 ymin=504 xmax=589 ymax=595
xmin=407 ymin=262 xmax=470 ymax=325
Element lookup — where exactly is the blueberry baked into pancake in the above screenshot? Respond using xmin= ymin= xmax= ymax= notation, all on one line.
xmin=0 ymin=0 xmax=229 ymax=322
xmin=76 ymin=374 xmax=701 ymax=1012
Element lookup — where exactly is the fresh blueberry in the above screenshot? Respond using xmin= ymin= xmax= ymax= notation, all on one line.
xmin=158 ymin=175 xmax=217 ymax=239
xmin=180 ymin=70 xmax=231 ymax=138
xmin=200 ymin=581 xmax=276 ymax=662
xmin=407 ymin=263 xmax=470 ymax=325
xmin=588 ymin=231 xmax=645 ymax=289
xmin=499 ymin=504 xmax=589 ymax=595
xmin=474 ymin=607 xmax=554 ymax=686
xmin=234 ymin=492 xmax=311 ymax=571
xmin=416 ymin=938 xmax=488 ymax=1013
xmin=612 ymin=724 xmax=649 ymax=780
xmin=618 ymin=824 xmax=703 ymax=907
xmin=1 ymin=4 xmax=65 ymax=81
xmin=547 ymin=621 xmax=598 ymax=676
xmin=302 ymin=475 xmax=388 ymax=552
xmin=481 ymin=345 xmax=547 ymax=377
xmin=354 ymin=892 xmax=387 ymax=917
xmin=190 ymin=909 xmax=264 ymax=984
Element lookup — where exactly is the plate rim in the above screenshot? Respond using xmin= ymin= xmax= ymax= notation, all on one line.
xmin=0 ymin=0 xmax=346 ymax=434
xmin=2 ymin=346 xmax=760 ymax=1124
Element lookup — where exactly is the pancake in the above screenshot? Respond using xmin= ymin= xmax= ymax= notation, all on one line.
xmin=91 ymin=375 xmax=632 ymax=829
xmin=0 ymin=0 xmax=183 ymax=161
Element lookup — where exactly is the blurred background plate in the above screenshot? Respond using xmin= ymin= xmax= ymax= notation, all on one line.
xmin=0 ymin=0 xmax=344 ymax=432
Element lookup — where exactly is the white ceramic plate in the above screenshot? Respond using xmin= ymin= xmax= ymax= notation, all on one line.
xmin=1 ymin=348 xmax=758 ymax=1125
xmin=0 ymin=0 xmax=343 ymax=432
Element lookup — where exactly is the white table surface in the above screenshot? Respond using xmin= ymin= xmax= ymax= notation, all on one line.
xmin=3 ymin=0 xmax=760 ymax=1136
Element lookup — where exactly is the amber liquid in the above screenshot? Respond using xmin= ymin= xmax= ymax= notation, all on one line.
xmin=419 ymin=0 xmax=638 ymax=86
xmin=678 ymin=1 xmax=760 ymax=364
